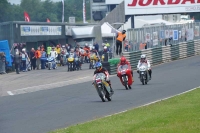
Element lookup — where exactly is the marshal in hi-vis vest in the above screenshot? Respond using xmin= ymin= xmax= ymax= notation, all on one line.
xmin=117 ymin=32 xmax=126 ymax=42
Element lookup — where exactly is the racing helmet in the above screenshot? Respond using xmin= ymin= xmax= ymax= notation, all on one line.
xmin=94 ymin=62 xmax=102 ymax=71
xmin=141 ymin=54 xmax=146 ymax=62
xmin=141 ymin=54 xmax=146 ymax=59
xmin=120 ymin=56 xmax=126 ymax=65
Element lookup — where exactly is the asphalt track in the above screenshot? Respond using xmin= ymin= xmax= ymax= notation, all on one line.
xmin=0 ymin=55 xmax=200 ymax=133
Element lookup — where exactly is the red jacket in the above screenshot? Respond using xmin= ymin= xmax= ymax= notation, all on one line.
xmin=117 ymin=60 xmax=132 ymax=70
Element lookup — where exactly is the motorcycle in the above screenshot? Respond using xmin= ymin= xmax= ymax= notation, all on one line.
xmin=60 ymin=51 xmax=69 ymax=66
xmin=80 ymin=49 xmax=85 ymax=64
xmin=74 ymin=56 xmax=81 ymax=70
xmin=93 ymin=73 xmax=112 ymax=102
xmin=47 ymin=57 xmax=57 ymax=70
xmin=67 ymin=53 xmax=75 ymax=71
xmin=138 ymin=63 xmax=150 ymax=85
xmin=89 ymin=52 xmax=98 ymax=69
xmin=117 ymin=64 xmax=133 ymax=90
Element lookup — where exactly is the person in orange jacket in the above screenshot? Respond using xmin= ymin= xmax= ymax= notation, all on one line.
xmin=35 ymin=47 xmax=41 ymax=70
xmin=116 ymin=30 xmax=126 ymax=56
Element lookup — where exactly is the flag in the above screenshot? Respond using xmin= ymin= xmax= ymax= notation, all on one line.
xmin=47 ymin=18 xmax=50 ymax=22
xmin=24 ymin=11 xmax=30 ymax=22
xmin=83 ymin=0 xmax=86 ymax=23
xmin=62 ymin=0 xmax=64 ymax=23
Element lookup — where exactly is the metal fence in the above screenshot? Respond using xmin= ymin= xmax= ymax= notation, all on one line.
xmin=125 ymin=22 xmax=200 ymax=52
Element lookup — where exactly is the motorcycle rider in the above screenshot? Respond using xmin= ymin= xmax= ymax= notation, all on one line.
xmin=117 ymin=56 xmax=134 ymax=82
xmin=84 ymin=43 xmax=90 ymax=62
xmin=74 ymin=47 xmax=81 ymax=70
xmin=93 ymin=62 xmax=114 ymax=94
xmin=49 ymin=47 xmax=58 ymax=68
xmin=137 ymin=54 xmax=152 ymax=80
xmin=49 ymin=47 xmax=58 ymax=59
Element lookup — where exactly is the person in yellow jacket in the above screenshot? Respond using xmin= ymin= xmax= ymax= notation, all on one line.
xmin=116 ymin=30 xmax=126 ymax=56
xmin=55 ymin=45 xmax=61 ymax=64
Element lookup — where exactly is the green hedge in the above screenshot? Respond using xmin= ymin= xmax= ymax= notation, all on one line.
xmin=108 ymin=58 xmax=120 ymax=66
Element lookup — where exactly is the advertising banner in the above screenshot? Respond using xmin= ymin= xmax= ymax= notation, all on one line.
xmin=160 ymin=30 xmax=165 ymax=39
xmin=169 ymin=30 xmax=173 ymax=38
xmin=173 ymin=30 xmax=178 ymax=40
xmin=165 ymin=30 xmax=169 ymax=38
xmin=125 ymin=0 xmax=200 ymax=15
xmin=153 ymin=32 xmax=158 ymax=46
xmin=179 ymin=31 xmax=182 ymax=39
xmin=20 ymin=25 xmax=62 ymax=36
xmin=187 ymin=28 xmax=194 ymax=41
xmin=145 ymin=33 xmax=151 ymax=42
xmin=194 ymin=26 xmax=199 ymax=36
xmin=181 ymin=28 xmax=186 ymax=36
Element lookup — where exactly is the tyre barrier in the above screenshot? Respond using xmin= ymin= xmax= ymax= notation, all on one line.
xmin=108 ymin=40 xmax=200 ymax=75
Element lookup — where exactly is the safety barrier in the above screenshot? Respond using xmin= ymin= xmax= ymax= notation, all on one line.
xmin=109 ymin=39 xmax=200 ymax=75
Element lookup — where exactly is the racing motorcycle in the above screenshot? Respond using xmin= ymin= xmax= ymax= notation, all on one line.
xmin=93 ymin=73 xmax=112 ymax=102
xmin=67 ymin=53 xmax=75 ymax=71
xmin=138 ymin=63 xmax=150 ymax=85
xmin=117 ymin=64 xmax=133 ymax=90
xmin=47 ymin=57 xmax=57 ymax=70
xmin=74 ymin=56 xmax=81 ymax=70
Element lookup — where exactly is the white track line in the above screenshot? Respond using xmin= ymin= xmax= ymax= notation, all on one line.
xmin=7 ymin=76 xmax=90 ymax=96
xmin=7 ymin=91 xmax=14 ymax=96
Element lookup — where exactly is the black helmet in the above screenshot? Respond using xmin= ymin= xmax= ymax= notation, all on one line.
xmin=122 ymin=30 xmax=126 ymax=34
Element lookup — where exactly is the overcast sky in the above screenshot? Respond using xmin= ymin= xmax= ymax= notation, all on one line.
xmin=8 ymin=0 xmax=61 ymax=5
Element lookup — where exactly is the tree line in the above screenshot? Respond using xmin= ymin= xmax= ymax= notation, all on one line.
xmin=0 ymin=0 xmax=91 ymax=23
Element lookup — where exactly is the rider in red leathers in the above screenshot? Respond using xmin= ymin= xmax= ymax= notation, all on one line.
xmin=117 ymin=56 xmax=134 ymax=82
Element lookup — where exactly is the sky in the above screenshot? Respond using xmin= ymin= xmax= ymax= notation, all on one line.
xmin=8 ymin=0 xmax=61 ymax=5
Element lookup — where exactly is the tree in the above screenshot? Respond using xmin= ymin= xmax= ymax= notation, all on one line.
xmin=0 ymin=0 xmax=9 ymax=22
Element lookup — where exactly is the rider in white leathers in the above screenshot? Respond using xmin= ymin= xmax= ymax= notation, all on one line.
xmin=49 ymin=47 xmax=58 ymax=59
xmin=137 ymin=54 xmax=152 ymax=79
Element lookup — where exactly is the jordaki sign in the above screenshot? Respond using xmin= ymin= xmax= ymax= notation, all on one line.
xmin=128 ymin=0 xmax=200 ymax=6
xmin=125 ymin=0 xmax=200 ymax=15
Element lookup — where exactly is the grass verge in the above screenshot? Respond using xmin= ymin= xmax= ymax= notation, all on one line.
xmin=50 ymin=88 xmax=200 ymax=133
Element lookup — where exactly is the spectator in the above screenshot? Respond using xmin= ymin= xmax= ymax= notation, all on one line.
xmin=21 ymin=48 xmax=28 ymax=72
xmin=14 ymin=49 xmax=21 ymax=74
xmin=35 ymin=47 xmax=41 ymax=70
xmin=40 ymin=50 xmax=47 ymax=69
xmin=93 ymin=42 xmax=99 ymax=52
xmin=41 ymin=44 xmax=45 ymax=51
xmin=139 ymin=42 xmax=146 ymax=50
xmin=66 ymin=44 xmax=71 ymax=52
xmin=55 ymin=44 xmax=61 ymax=64
xmin=30 ymin=48 xmax=36 ymax=70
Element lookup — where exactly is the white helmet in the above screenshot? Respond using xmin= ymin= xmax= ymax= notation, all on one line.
xmin=104 ymin=46 xmax=107 ymax=49
xmin=22 ymin=48 xmax=26 ymax=52
xmin=92 ymin=46 xmax=95 ymax=50
xmin=85 ymin=43 xmax=88 ymax=46
xmin=141 ymin=54 xmax=146 ymax=59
